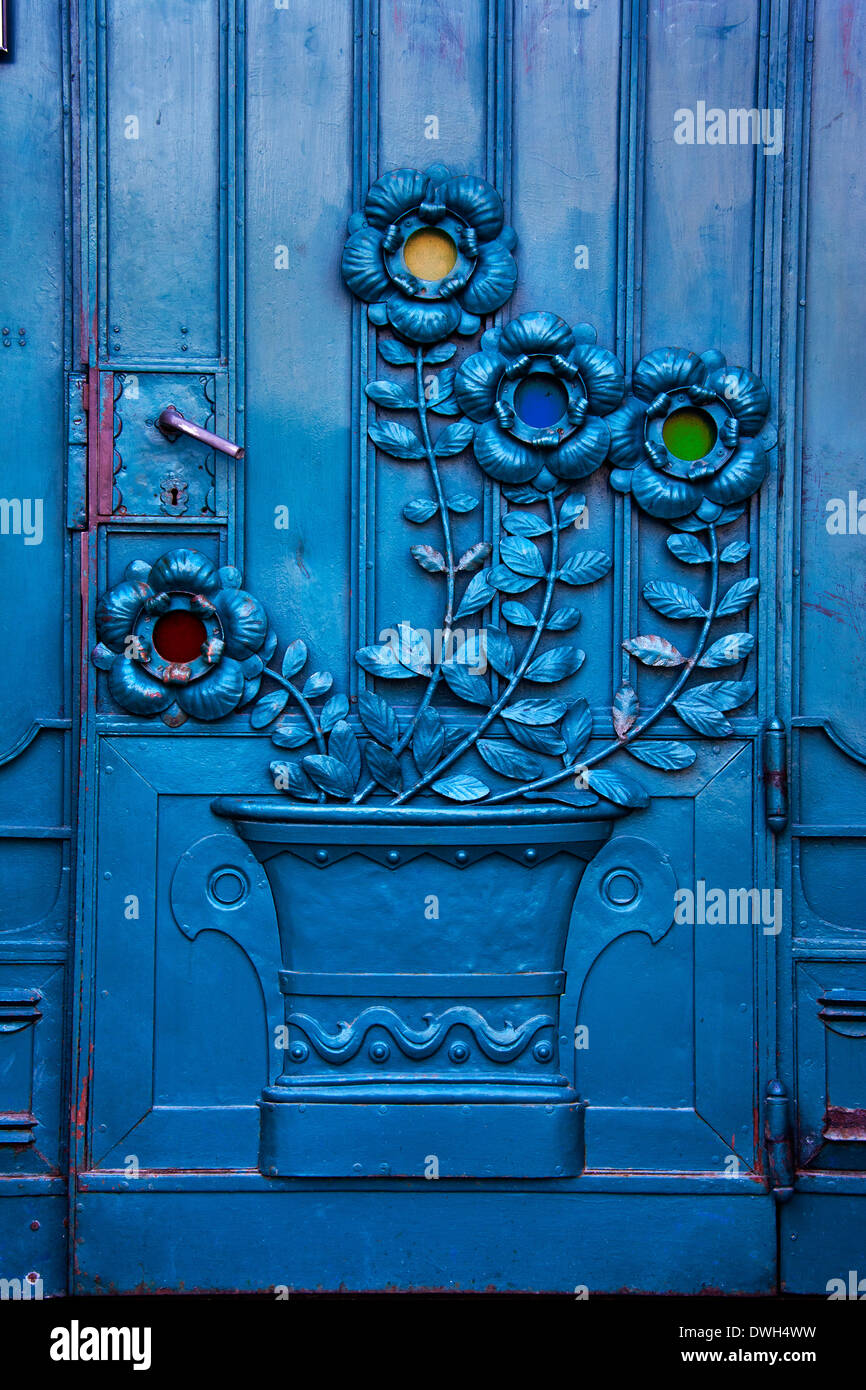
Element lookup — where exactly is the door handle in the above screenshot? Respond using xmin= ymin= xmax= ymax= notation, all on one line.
xmin=156 ymin=405 xmax=244 ymax=460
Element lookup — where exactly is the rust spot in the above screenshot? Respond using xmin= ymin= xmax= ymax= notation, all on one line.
xmin=823 ymin=1106 xmax=866 ymax=1142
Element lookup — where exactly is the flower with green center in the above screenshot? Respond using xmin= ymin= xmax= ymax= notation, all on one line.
xmin=91 ymin=548 xmax=269 ymax=724
xmin=454 ymin=311 xmax=624 ymax=489
xmin=341 ymin=164 xmax=518 ymax=343
xmin=605 ymin=348 xmax=774 ymax=525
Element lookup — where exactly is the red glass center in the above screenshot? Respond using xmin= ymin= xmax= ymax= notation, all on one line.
xmin=152 ymin=610 xmax=207 ymax=663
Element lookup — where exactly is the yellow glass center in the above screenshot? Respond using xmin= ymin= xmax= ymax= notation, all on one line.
xmin=403 ymin=228 xmax=458 ymax=281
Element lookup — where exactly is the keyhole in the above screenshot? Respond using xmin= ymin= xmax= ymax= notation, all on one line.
xmin=170 ymin=486 xmax=179 ymax=506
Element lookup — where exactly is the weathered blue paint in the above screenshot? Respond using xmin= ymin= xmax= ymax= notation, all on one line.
xmin=0 ymin=0 xmax=864 ymax=1297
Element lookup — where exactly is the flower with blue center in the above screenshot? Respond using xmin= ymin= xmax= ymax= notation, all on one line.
xmin=341 ymin=164 xmax=517 ymax=343
xmin=605 ymin=348 xmax=773 ymax=524
xmin=91 ymin=549 xmax=269 ymax=723
xmin=453 ymin=311 xmax=624 ymax=489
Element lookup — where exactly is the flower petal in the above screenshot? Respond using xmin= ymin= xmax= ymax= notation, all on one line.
xmin=341 ymin=227 xmax=390 ymax=302
xmin=499 ymin=311 xmax=575 ymax=360
xmin=606 ymin=397 xmax=646 ymax=469
xmin=454 ymin=350 xmax=507 ymax=421
xmin=460 ymin=238 xmax=518 ymax=314
xmin=703 ymin=440 xmax=768 ymax=505
xmin=473 ymin=420 xmax=539 ymax=483
xmin=630 ymin=461 xmax=704 ymax=518
xmin=386 ymin=293 xmax=461 ymax=344
xmin=364 ymin=169 xmax=426 ymax=228
xmin=95 ymin=580 xmax=151 ymax=650
xmin=703 ymin=364 xmax=770 ymax=434
xmin=214 ymin=588 xmax=269 ymax=660
xmin=549 ymin=416 xmax=610 ymax=480
xmin=108 ymin=656 xmax=173 ymax=715
xmin=632 ymin=347 xmax=706 ymax=402
xmin=148 ymin=549 xmax=221 ymax=596
xmin=176 ymin=658 xmax=245 ymax=721
xmin=569 ymin=344 xmax=625 ymax=416
xmin=438 ymin=174 xmax=504 ymax=241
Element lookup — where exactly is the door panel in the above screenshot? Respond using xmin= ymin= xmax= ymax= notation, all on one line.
xmin=1 ymin=0 xmax=861 ymax=1295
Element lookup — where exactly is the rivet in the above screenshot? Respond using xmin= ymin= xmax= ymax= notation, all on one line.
xmin=369 ymin=1040 xmax=390 ymax=1062
xmin=112 ymin=325 xmax=121 ymax=333
xmin=289 ymin=1041 xmax=309 ymax=1063
xmin=180 ymin=325 xmax=189 ymax=334
xmin=387 ymin=849 xmax=400 ymax=864
xmin=448 ymin=1040 xmax=470 ymax=1064
xmin=30 ymin=1221 xmax=39 ymax=1231
xmin=315 ymin=849 xmax=329 ymax=863
xmin=103 ymin=871 xmax=111 ymax=880
xmin=455 ymin=849 xmax=468 ymax=864
xmin=353 ymin=1163 xmax=362 ymax=1172
xmin=181 ymin=343 xmax=189 ymax=351
xmin=533 ymin=1040 xmax=553 ymax=1063
xmin=524 ymin=847 xmax=537 ymax=862
xmin=379 ymin=1162 xmax=390 ymax=1175
xmin=378 ymin=1105 xmax=387 ymax=1114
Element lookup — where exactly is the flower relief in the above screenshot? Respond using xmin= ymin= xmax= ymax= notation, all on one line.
xmin=91 ymin=165 xmax=774 ymax=817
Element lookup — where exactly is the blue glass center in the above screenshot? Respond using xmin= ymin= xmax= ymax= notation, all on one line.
xmin=513 ymin=373 xmax=569 ymax=428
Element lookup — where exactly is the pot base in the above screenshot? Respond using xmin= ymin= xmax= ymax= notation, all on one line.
xmin=259 ymin=1089 xmax=585 ymax=1178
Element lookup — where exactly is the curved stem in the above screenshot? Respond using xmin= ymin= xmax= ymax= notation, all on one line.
xmin=353 ymin=345 xmax=457 ymax=802
xmin=262 ymin=669 xmax=326 ymax=754
xmin=393 ymin=492 xmax=561 ymax=804
xmin=487 ymin=523 xmax=720 ymax=804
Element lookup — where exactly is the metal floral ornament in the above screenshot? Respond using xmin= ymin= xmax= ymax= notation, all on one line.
xmin=91 ymin=549 xmax=270 ymax=725
xmin=605 ymin=347 xmax=774 ymax=525
xmin=455 ymin=311 xmax=624 ymax=488
xmin=341 ymin=164 xmax=518 ymax=343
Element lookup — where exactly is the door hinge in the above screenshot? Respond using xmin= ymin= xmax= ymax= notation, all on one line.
xmin=66 ymin=371 xmax=88 ymax=530
xmin=765 ymin=1079 xmax=794 ymax=1202
xmin=763 ymin=717 xmax=788 ymax=833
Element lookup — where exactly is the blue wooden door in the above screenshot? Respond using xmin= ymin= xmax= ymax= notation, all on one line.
xmin=1 ymin=0 xmax=863 ymax=1296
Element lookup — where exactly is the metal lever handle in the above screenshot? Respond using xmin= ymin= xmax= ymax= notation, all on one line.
xmin=156 ymin=405 xmax=244 ymax=460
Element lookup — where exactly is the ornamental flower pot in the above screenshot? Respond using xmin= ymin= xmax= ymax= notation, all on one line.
xmin=92 ymin=164 xmax=773 ymax=1188
xmin=211 ymin=800 xmax=617 ymax=1177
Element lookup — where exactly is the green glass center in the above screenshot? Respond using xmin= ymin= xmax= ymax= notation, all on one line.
xmin=662 ymin=407 xmax=717 ymax=462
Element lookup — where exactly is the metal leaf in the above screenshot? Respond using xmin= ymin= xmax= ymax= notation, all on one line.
xmin=716 ymin=577 xmax=759 ymax=616
xmin=328 ymin=721 xmax=361 ymax=785
xmin=503 ymin=512 xmax=551 ymax=537
xmin=612 ymin=684 xmax=639 ymax=739
xmin=546 ymin=606 xmax=581 ymax=632
xmin=673 ymin=696 xmax=733 ymax=736
xmin=457 ymin=541 xmax=493 ymax=573
xmin=501 ymin=601 xmax=536 ymax=627
xmin=502 ymin=699 xmax=568 ymax=726
xmin=455 ymin=568 xmax=496 ymax=619
xmin=622 ymin=634 xmax=686 ymax=667
xmin=281 ymin=639 xmax=307 ymax=678
xmin=584 ymin=768 xmax=649 ymax=808
xmin=559 ymin=494 xmax=587 ymax=526
xmin=364 ymin=742 xmax=403 ymax=794
xmin=301 ymin=754 xmax=355 ymax=800
xmin=698 ymin=632 xmax=755 ymax=668
xmin=320 ymin=693 xmax=349 ymax=732
xmin=508 ymin=722 xmax=567 ymax=755
xmin=642 ymin=580 xmax=707 ymax=620
xmin=424 ymin=343 xmax=457 ymax=364
xmin=557 ymin=550 xmax=613 ymax=586
xmin=477 ymin=739 xmax=544 ymax=781
xmin=355 ymin=644 xmax=417 ymax=679
xmin=357 ymin=692 xmax=399 ymax=748
xmin=369 ymin=420 xmax=426 ymax=460
xmin=524 ymin=646 xmax=585 ymax=682
xmin=488 ymin=564 xmax=540 ymax=594
xmin=434 ymin=419 xmax=475 ymax=457
xmin=562 ymin=698 xmax=592 ymax=762
xmin=412 ymin=708 xmax=445 ymax=774
xmin=500 ymin=535 xmax=546 ymax=577
xmin=627 ymin=740 xmax=696 ymax=770
xmin=720 ymin=540 xmax=751 ymax=564
xmin=441 ymin=659 xmax=494 ymax=706
xmin=251 ymin=690 xmax=289 ymax=728
xmin=692 ymin=679 xmax=754 ymax=710
xmin=483 ymin=626 xmax=516 ymax=678
xmin=431 ymin=774 xmax=490 ymax=802
xmin=365 ymin=380 xmax=417 ymax=409
xmin=302 ymin=671 xmax=333 ymax=699
xmin=447 ymin=492 xmax=480 ymax=513
xmin=379 ymin=339 xmax=415 ymax=366
xmin=271 ymin=721 xmax=314 ymax=749
xmin=411 ymin=544 xmax=447 ymax=573
xmin=667 ymin=533 xmax=711 ymax=565
xmin=403 ymin=497 xmax=439 ymax=523
xmin=271 ymin=760 xmax=318 ymax=801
